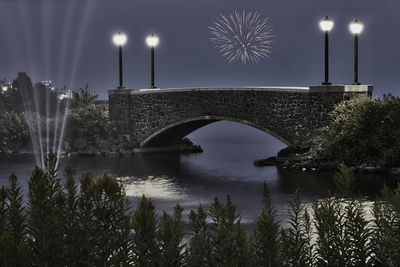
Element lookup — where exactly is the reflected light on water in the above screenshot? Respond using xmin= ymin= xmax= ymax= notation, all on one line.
xmin=119 ymin=175 xmax=189 ymax=201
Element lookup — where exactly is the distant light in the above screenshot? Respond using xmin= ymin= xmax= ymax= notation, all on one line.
xmin=320 ymin=16 xmax=334 ymax=32
xmin=2 ymin=86 xmax=8 ymax=92
xmin=58 ymin=94 xmax=67 ymax=100
xmin=113 ymin=32 xmax=127 ymax=46
xmin=146 ymin=34 xmax=159 ymax=47
xmin=350 ymin=19 xmax=363 ymax=35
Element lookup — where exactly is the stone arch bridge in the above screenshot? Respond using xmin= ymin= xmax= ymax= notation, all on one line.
xmin=108 ymin=86 xmax=372 ymax=148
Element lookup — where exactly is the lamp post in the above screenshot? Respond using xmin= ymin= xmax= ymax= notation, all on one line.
xmin=146 ymin=34 xmax=159 ymax=89
xmin=113 ymin=32 xmax=127 ymax=88
xmin=349 ymin=19 xmax=363 ymax=85
xmin=319 ymin=16 xmax=334 ymax=85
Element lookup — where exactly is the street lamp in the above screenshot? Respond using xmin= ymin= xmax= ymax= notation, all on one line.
xmin=319 ymin=16 xmax=334 ymax=85
xmin=113 ymin=32 xmax=127 ymax=88
xmin=146 ymin=34 xmax=159 ymax=89
xmin=349 ymin=19 xmax=363 ymax=85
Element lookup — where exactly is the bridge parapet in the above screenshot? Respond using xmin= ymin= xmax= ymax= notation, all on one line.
xmin=108 ymin=85 xmax=372 ymax=147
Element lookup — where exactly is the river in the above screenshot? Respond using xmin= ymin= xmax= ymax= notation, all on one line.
xmin=0 ymin=121 xmax=399 ymax=225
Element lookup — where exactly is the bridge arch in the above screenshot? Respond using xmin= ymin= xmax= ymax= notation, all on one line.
xmin=109 ymin=86 xmax=372 ymax=148
xmin=140 ymin=116 xmax=291 ymax=147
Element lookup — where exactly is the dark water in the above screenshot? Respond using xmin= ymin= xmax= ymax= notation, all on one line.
xmin=0 ymin=121 xmax=399 ymax=225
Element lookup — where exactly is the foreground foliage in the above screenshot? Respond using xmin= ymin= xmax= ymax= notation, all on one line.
xmin=0 ymin=158 xmax=399 ymax=266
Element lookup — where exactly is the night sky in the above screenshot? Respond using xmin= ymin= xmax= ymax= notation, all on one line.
xmin=0 ymin=0 xmax=399 ymax=99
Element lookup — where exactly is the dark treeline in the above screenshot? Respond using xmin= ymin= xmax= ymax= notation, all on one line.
xmin=0 ymin=156 xmax=399 ymax=266
xmin=0 ymin=73 xmax=114 ymax=153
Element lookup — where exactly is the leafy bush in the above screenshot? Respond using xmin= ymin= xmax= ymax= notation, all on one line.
xmin=67 ymin=102 xmax=115 ymax=140
xmin=0 ymin=111 xmax=29 ymax=150
xmin=67 ymin=87 xmax=116 ymax=140
xmin=321 ymin=94 xmax=400 ymax=166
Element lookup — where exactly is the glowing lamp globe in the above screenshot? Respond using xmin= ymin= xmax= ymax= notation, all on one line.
xmin=350 ymin=19 xmax=363 ymax=35
xmin=113 ymin=32 xmax=127 ymax=46
xmin=146 ymin=34 xmax=159 ymax=47
xmin=320 ymin=16 xmax=334 ymax=32
xmin=2 ymin=86 xmax=8 ymax=92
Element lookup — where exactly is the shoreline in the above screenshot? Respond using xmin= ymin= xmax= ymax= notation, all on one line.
xmin=254 ymin=146 xmax=400 ymax=176
xmin=0 ymin=137 xmax=203 ymax=158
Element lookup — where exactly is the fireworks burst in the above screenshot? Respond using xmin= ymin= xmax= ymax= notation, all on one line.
xmin=209 ymin=10 xmax=273 ymax=64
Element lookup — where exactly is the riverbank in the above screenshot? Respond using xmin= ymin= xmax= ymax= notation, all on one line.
xmin=0 ymin=137 xmax=202 ymax=157
xmin=255 ymin=144 xmax=400 ymax=176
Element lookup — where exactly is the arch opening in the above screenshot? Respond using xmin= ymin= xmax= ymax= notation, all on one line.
xmin=140 ymin=116 xmax=291 ymax=147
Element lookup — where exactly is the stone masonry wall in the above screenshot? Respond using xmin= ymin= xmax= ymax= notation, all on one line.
xmin=109 ymin=87 xmax=371 ymax=147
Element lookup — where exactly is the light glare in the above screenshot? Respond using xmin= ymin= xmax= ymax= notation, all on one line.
xmin=2 ymin=86 xmax=8 ymax=92
xmin=146 ymin=34 xmax=159 ymax=47
xmin=113 ymin=32 xmax=127 ymax=46
xmin=350 ymin=20 xmax=363 ymax=35
xmin=320 ymin=16 xmax=334 ymax=32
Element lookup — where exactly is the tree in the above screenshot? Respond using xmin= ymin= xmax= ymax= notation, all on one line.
xmin=321 ymin=94 xmax=400 ymax=166
xmin=344 ymin=200 xmax=372 ymax=266
xmin=26 ymin=165 xmax=64 ymax=266
xmin=253 ymin=182 xmax=281 ymax=266
xmin=90 ymin=173 xmax=132 ymax=266
xmin=333 ymin=163 xmax=356 ymax=197
xmin=5 ymin=173 xmax=28 ymax=266
xmin=70 ymin=84 xmax=98 ymax=109
xmin=76 ymin=172 xmax=97 ymax=265
xmin=60 ymin=166 xmax=81 ymax=266
xmin=281 ymin=190 xmax=314 ymax=267
xmin=158 ymin=204 xmax=185 ymax=266
xmin=371 ymin=185 xmax=400 ymax=266
xmin=313 ymin=196 xmax=349 ymax=267
xmin=186 ymin=205 xmax=212 ymax=267
xmin=208 ymin=195 xmax=253 ymax=266
xmin=131 ymin=195 xmax=159 ymax=266
xmin=0 ymin=185 xmax=8 ymax=265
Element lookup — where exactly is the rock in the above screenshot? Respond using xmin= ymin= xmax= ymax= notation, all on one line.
xmin=359 ymin=165 xmax=379 ymax=173
xmin=85 ymin=147 xmax=96 ymax=156
xmin=119 ymin=148 xmax=133 ymax=157
xmin=100 ymin=149 xmax=110 ymax=156
xmin=109 ymin=151 xmax=120 ymax=157
xmin=178 ymin=143 xmax=203 ymax=153
xmin=277 ymin=146 xmax=309 ymax=163
xmin=18 ymin=149 xmax=29 ymax=156
xmin=192 ymin=145 xmax=203 ymax=153
xmin=64 ymin=141 xmax=71 ymax=151
xmin=319 ymin=161 xmax=339 ymax=170
xmin=4 ymin=149 xmax=13 ymax=154
xmin=254 ymin=157 xmax=277 ymax=167
xmin=120 ymin=134 xmax=131 ymax=144
xmin=179 ymin=138 xmax=194 ymax=146
xmin=74 ymin=138 xmax=87 ymax=150
xmin=390 ymin=167 xmax=400 ymax=175
xmin=97 ymin=139 xmax=111 ymax=150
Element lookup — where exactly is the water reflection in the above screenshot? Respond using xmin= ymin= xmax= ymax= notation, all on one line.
xmin=120 ymin=175 xmax=189 ymax=201
xmin=0 ymin=143 xmax=399 ymax=224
